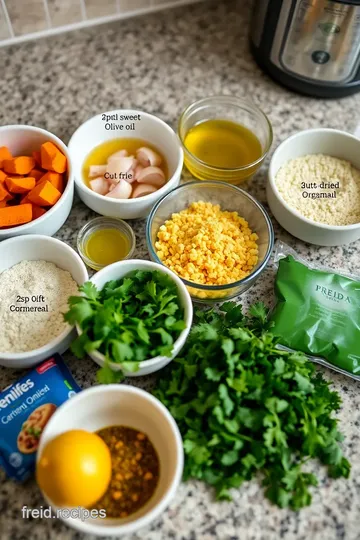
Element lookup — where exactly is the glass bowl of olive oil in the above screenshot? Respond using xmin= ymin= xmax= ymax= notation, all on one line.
xmin=178 ymin=96 xmax=273 ymax=184
xmin=77 ymin=217 xmax=136 ymax=271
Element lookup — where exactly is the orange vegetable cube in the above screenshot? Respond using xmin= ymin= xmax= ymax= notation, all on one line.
xmin=32 ymin=151 xmax=41 ymax=167
xmin=0 ymin=170 xmax=7 ymax=184
xmin=3 ymin=156 xmax=35 ymax=175
xmin=39 ymin=171 xmax=64 ymax=192
xmin=5 ymin=176 xmax=36 ymax=194
xmin=41 ymin=142 xmax=67 ymax=174
xmin=20 ymin=193 xmax=31 ymax=205
xmin=32 ymin=205 xmax=47 ymax=220
xmin=28 ymin=180 xmax=61 ymax=207
xmin=30 ymin=169 xmax=44 ymax=182
xmin=0 ymin=204 xmax=32 ymax=228
xmin=0 ymin=200 xmax=7 ymax=208
xmin=0 ymin=146 xmax=12 ymax=167
xmin=0 ymin=183 xmax=12 ymax=202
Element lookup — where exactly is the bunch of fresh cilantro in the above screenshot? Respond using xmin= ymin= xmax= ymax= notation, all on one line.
xmin=64 ymin=270 xmax=186 ymax=383
xmin=154 ymin=302 xmax=350 ymax=510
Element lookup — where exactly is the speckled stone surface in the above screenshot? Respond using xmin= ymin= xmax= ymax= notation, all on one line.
xmin=1 ymin=1 xmax=360 ymax=539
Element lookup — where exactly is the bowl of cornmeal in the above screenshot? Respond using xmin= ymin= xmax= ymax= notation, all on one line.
xmin=0 ymin=235 xmax=88 ymax=369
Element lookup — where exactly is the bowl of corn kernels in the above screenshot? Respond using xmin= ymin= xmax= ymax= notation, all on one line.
xmin=146 ymin=181 xmax=274 ymax=303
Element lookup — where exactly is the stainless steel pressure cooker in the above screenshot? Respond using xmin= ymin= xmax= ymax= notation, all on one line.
xmin=250 ymin=0 xmax=360 ymax=97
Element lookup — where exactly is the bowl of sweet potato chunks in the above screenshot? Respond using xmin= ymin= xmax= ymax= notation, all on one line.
xmin=0 ymin=125 xmax=74 ymax=240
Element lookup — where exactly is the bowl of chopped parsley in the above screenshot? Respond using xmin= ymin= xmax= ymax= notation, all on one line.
xmin=65 ymin=260 xmax=193 ymax=381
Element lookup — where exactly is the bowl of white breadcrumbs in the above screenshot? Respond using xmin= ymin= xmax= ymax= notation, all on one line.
xmin=267 ymin=128 xmax=360 ymax=246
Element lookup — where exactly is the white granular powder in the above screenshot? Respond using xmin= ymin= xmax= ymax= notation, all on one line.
xmin=275 ymin=154 xmax=360 ymax=225
xmin=0 ymin=260 xmax=79 ymax=353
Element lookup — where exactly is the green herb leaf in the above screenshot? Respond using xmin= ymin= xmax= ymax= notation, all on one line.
xmin=121 ymin=361 xmax=140 ymax=373
xmin=64 ymin=299 xmax=93 ymax=325
xmin=248 ymin=302 xmax=268 ymax=324
xmin=294 ymin=372 xmax=314 ymax=394
xmin=153 ymin=328 xmax=174 ymax=346
xmin=112 ymin=341 xmax=134 ymax=363
xmin=79 ymin=281 xmax=99 ymax=301
xmin=221 ymin=449 xmax=239 ymax=466
xmin=191 ymin=323 xmax=218 ymax=341
xmin=70 ymin=333 xmax=88 ymax=358
xmin=136 ymin=320 xmax=150 ymax=344
xmin=64 ymin=271 xmax=185 ymax=382
xmin=97 ymin=363 xmax=125 ymax=384
xmin=153 ymin=302 xmax=350 ymax=510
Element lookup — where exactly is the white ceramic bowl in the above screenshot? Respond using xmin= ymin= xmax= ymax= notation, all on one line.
xmin=267 ymin=128 xmax=360 ymax=246
xmin=37 ymin=384 xmax=184 ymax=537
xmin=0 ymin=235 xmax=88 ymax=369
xmin=68 ymin=110 xmax=184 ymax=220
xmin=0 ymin=125 xmax=74 ymax=241
xmin=76 ymin=260 xmax=193 ymax=377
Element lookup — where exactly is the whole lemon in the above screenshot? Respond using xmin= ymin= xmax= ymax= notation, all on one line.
xmin=36 ymin=430 xmax=112 ymax=508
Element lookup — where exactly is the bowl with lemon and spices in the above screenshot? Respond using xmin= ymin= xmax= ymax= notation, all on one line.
xmin=36 ymin=385 xmax=183 ymax=537
xmin=146 ymin=181 xmax=274 ymax=303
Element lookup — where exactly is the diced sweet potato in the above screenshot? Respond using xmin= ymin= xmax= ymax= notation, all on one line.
xmin=32 ymin=205 xmax=47 ymax=220
xmin=39 ymin=171 xmax=64 ymax=193
xmin=0 ymin=142 xmax=66 ymax=227
xmin=28 ymin=180 xmax=61 ymax=207
xmin=30 ymin=169 xmax=44 ymax=182
xmin=0 ymin=183 xmax=12 ymax=202
xmin=41 ymin=142 xmax=67 ymax=173
xmin=0 ymin=204 xmax=32 ymax=228
xmin=3 ymin=156 xmax=35 ymax=175
xmin=5 ymin=176 xmax=36 ymax=194
xmin=0 ymin=146 xmax=12 ymax=167
xmin=32 ymin=151 xmax=41 ymax=167
xmin=20 ymin=193 xmax=31 ymax=205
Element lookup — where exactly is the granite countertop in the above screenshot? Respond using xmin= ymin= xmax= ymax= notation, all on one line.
xmin=1 ymin=1 xmax=360 ymax=539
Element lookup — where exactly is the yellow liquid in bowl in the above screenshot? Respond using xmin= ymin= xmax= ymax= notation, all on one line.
xmin=183 ymin=119 xmax=263 ymax=183
xmin=85 ymin=228 xmax=130 ymax=266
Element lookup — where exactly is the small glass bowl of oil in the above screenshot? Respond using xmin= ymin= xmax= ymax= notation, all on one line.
xmin=77 ymin=217 xmax=136 ymax=271
xmin=178 ymin=96 xmax=273 ymax=185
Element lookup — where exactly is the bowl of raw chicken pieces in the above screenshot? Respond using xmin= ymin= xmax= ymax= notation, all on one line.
xmin=68 ymin=109 xmax=184 ymax=219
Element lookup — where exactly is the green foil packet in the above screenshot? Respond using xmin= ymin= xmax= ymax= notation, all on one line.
xmin=270 ymin=242 xmax=360 ymax=380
